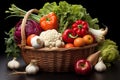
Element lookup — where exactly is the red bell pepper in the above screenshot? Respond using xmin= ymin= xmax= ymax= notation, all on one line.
xmin=62 ymin=29 xmax=77 ymax=43
xmin=72 ymin=20 xmax=89 ymax=37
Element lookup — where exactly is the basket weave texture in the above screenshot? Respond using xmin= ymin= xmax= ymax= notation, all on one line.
xmin=20 ymin=9 xmax=98 ymax=72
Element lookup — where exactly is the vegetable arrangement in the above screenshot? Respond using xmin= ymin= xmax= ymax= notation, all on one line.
xmin=5 ymin=1 xmax=120 ymax=75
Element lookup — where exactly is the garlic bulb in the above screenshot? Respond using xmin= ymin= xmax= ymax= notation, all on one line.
xmin=31 ymin=36 xmax=43 ymax=49
xmin=94 ymin=57 xmax=107 ymax=72
xmin=25 ymin=60 xmax=39 ymax=74
xmin=7 ymin=57 xmax=20 ymax=69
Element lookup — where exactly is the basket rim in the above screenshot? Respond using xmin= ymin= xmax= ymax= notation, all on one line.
xmin=19 ymin=43 xmax=98 ymax=52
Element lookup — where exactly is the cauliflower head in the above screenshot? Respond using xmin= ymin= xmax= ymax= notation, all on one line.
xmin=39 ymin=29 xmax=64 ymax=48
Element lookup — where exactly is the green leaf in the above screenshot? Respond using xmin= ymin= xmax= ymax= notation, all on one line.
xmin=4 ymin=27 xmax=20 ymax=57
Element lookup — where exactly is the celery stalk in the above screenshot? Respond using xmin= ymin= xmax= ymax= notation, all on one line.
xmin=5 ymin=4 xmax=40 ymax=22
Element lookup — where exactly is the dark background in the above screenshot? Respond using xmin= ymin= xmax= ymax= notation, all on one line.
xmin=0 ymin=0 xmax=120 ymax=54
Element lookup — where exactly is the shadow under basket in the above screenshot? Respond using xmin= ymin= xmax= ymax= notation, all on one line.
xmin=19 ymin=9 xmax=98 ymax=72
xmin=20 ymin=43 xmax=98 ymax=72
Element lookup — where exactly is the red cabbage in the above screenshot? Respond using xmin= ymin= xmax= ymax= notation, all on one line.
xmin=14 ymin=19 xmax=43 ymax=44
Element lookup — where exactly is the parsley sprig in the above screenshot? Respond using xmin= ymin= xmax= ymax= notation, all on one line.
xmin=4 ymin=27 xmax=20 ymax=57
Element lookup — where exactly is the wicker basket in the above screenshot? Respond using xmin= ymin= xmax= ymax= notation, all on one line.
xmin=19 ymin=9 xmax=98 ymax=72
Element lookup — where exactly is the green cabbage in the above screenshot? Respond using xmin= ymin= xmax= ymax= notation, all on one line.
xmin=97 ymin=39 xmax=119 ymax=63
xmin=101 ymin=46 xmax=119 ymax=63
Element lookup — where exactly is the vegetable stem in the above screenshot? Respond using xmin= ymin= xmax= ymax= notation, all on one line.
xmin=62 ymin=21 xmax=69 ymax=33
xmin=5 ymin=4 xmax=40 ymax=22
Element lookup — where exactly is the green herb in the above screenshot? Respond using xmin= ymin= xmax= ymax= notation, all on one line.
xmin=4 ymin=28 xmax=20 ymax=57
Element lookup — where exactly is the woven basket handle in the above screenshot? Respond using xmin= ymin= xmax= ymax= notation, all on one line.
xmin=21 ymin=9 xmax=39 ymax=47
